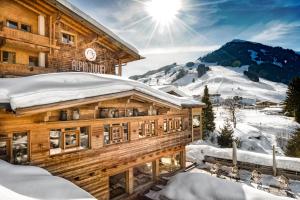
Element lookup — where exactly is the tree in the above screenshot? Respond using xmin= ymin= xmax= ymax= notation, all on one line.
xmin=202 ymin=85 xmax=215 ymax=138
xmin=226 ymin=98 xmax=238 ymax=128
xmin=285 ymin=129 xmax=300 ymax=157
xmin=284 ymin=77 xmax=300 ymax=123
xmin=217 ymin=119 xmax=234 ymax=148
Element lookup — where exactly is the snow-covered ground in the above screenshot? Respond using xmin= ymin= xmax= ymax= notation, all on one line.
xmin=0 ymin=160 xmax=95 ymax=200
xmin=161 ymin=173 xmax=294 ymax=200
xmin=187 ymin=144 xmax=300 ymax=172
xmin=213 ymin=107 xmax=300 ymax=155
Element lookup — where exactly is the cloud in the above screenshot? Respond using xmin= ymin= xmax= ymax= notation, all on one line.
xmin=251 ymin=21 xmax=300 ymax=42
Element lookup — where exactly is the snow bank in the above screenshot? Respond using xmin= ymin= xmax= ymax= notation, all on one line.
xmin=0 ymin=72 xmax=203 ymax=110
xmin=161 ymin=173 xmax=291 ymax=200
xmin=0 ymin=160 xmax=95 ymax=200
xmin=187 ymin=145 xmax=300 ymax=172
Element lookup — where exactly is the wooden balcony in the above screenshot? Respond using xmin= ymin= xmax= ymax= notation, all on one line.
xmin=0 ymin=25 xmax=50 ymax=48
xmin=0 ymin=62 xmax=57 ymax=77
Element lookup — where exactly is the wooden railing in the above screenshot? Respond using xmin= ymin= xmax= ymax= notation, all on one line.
xmin=0 ymin=62 xmax=57 ymax=76
xmin=0 ymin=25 xmax=50 ymax=47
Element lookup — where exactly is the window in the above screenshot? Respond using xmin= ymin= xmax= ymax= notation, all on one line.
xmin=50 ymin=127 xmax=90 ymax=155
xmin=29 ymin=56 xmax=38 ymax=67
xmin=12 ymin=132 xmax=28 ymax=164
xmin=80 ymin=127 xmax=90 ymax=148
xmin=2 ymin=51 xmax=16 ymax=64
xmin=139 ymin=121 xmax=156 ymax=138
xmin=0 ymin=137 xmax=9 ymax=162
xmin=193 ymin=115 xmax=201 ymax=128
xmin=163 ymin=119 xmax=168 ymax=133
xmin=21 ymin=24 xmax=31 ymax=32
xmin=103 ymin=123 xmax=129 ymax=145
xmin=133 ymin=162 xmax=153 ymax=190
xmin=65 ymin=130 xmax=79 ymax=148
xmin=6 ymin=20 xmax=18 ymax=29
xmin=62 ymin=33 xmax=75 ymax=45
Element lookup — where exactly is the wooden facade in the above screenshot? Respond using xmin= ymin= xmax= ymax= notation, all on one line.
xmin=0 ymin=0 xmax=141 ymax=77
xmin=0 ymin=1 xmax=204 ymax=200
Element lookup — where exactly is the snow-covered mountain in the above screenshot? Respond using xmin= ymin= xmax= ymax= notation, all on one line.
xmin=130 ymin=62 xmax=287 ymax=103
xmin=200 ymin=39 xmax=300 ymax=84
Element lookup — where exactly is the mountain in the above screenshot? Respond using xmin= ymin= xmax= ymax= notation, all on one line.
xmin=130 ymin=62 xmax=287 ymax=103
xmin=199 ymin=39 xmax=300 ymax=84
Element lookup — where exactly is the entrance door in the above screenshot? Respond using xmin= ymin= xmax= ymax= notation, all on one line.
xmin=0 ymin=138 xmax=11 ymax=162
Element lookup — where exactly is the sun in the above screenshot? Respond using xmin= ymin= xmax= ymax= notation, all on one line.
xmin=145 ymin=0 xmax=182 ymax=27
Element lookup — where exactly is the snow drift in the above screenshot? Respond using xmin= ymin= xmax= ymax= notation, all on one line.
xmin=161 ymin=173 xmax=291 ymax=200
xmin=0 ymin=160 xmax=95 ymax=200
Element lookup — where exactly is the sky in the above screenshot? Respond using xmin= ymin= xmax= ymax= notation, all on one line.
xmin=69 ymin=0 xmax=300 ymax=77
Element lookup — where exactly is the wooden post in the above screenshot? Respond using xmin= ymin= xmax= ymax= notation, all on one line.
xmin=126 ymin=168 xmax=134 ymax=194
xmin=180 ymin=149 xmax=186 ymax=169
xmin=118 ymin=60 xmax=122 ymax=76
xmin=152 ymin=159 xmax=160 ymax=181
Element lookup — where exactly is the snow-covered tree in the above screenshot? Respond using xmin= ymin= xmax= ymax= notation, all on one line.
xmin=201 ymin=85 xmax=215 ymax=138
xmin=285 ymin=129 xmax=300 ymax=157
xmin=284 ymin=77 xmax=300 ymax=123
xmin=217 ymin=119 xmax=234 ymax=148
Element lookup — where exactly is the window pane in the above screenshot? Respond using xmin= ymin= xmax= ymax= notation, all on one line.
xmin=122 ymin=123 xmax=129 ymax=141
xmin=0 ymin=140 xmax=8 ymax=160
xmin=2 ymin=51 xmax=16 ymax=64
xmin=80 ymin=127 xmax=89 ymax=148
xmin=104 ymin=124 xmax=110 ymax=145
xmin=29 ymin=56 xmax=38 ymax=66
xmin=133 ymin=162 xmax=153 ymax=189
xmin=65 ymin=132 xmax=78 ymax=148
xmin=193 ymin=115 xmax=201 ymax=128
xmin=7 ymin=20 xmax=18 ymax=29
xmin=62 ymin=33 xmax=74 ymax=45
xmin=163 ymin=119 xmax=168 ymax=133
xmin=12 ymin=132 xmax=28 ymax=164
xmin=50 ymin=129 xmax=62 ymax=154
xmin=21 ymin=24 xmax=31 ymax=32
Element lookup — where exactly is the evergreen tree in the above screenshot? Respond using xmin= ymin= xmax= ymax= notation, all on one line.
xmin=285 ymin=129 xmax=300 ymax=157
xmin=202 ymin=85 xmax=215 ymax=138
xmin=284 ymin=77 xmax=300 ymax=123
xmin=217 ymin=120 xmax=234 ymax=148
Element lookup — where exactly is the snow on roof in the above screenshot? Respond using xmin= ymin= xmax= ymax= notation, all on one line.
xmin=50 ymin=0 xmax=140 ymax=56
xmin=0 ymin=160 xmax=95 ymax=200
xmin=161 ymin=173 xmax=291 ymax=200
xmin=0 ymin=73 xmax=204 ymax=110
xmin=187 ymin=145 xmax=300 ymax=172
xmin=152 ymin=85 xmax=190 ymax=97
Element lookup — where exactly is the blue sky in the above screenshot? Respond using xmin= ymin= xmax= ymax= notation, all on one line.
xmin=69 ymin=0 xmax=300 ymax=77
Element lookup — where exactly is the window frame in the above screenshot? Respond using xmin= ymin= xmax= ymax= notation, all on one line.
xmin=6 ymin=19 xmax=18 ymax=29
xmin=20 ymin=23 xmax=32 ymax=32
xmin=49 ymin=126 xmax=90 ymax=155
xmin=61 ymin=31 xmax=76 ymax=46
xmin=103 ymin=123 xmax=130 ymax=145
xmin=2 ymin=51 xmax=16 ymax=64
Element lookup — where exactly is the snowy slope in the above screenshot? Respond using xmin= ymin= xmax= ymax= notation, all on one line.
xmin=134 ymin=64 xmax=287 ymax=103
xmin=180 ymin=65 xmax=287 ymax=103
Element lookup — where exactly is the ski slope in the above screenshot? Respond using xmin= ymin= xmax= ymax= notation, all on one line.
xmin=179 ymin=65 xmax=287 ymax=103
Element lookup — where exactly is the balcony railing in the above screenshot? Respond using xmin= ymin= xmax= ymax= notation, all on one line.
xmin=0 ymin=62 xmax=57 ymax=76
xmin=0 ymin=24 xmax=50 ymax=48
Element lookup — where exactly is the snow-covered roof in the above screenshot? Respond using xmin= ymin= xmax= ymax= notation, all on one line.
xmin=152 ymin=85 xmax=190 ymax=97
xmin=48 ymin=0 xmax=140 ymax=57
xmin=0 ymin=160 xmax=95 ymax=200
xmin=0 ymin=73 xmax=204 ymax=111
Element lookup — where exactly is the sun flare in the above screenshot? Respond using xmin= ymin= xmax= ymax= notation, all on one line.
xmin=145 ymin=0 xmax=182 ymax=27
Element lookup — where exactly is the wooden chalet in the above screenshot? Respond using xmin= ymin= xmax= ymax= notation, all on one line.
xmin=0 ymin=0 xmax=205 ymax=200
